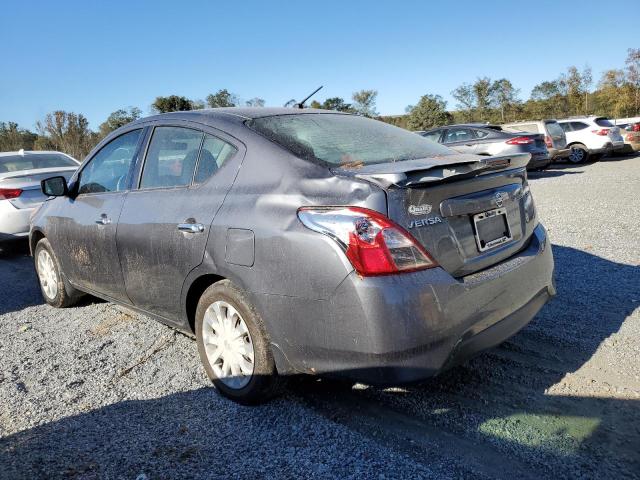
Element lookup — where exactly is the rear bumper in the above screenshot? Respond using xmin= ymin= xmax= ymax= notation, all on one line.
xmin=257 ymin=224 xmax=555 ymax=385
xmin=0 ymin=200 xmax=34 ymax=240
xmin=526 ymin=153 xmax=552 ymax=169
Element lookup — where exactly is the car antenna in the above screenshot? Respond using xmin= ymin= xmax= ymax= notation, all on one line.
xmin=295 ymin=86 xmax=323 ymax=109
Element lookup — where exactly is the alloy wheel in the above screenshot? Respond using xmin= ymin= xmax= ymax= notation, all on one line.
xmin=569 ymin=147 xmax=585 ymax=163
xmin=37 ymin=249 xmax=58 ymax=300
xmin=202 ymin=300 xmax=255 ymax=389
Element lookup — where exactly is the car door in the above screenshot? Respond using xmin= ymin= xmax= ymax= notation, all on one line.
xmin=116 ymin=124 xmax=242 ymax=322
xmin=57 ymin=128 xmax=145 ymax=301
xmin=441 ymin=127 xmax=477 ymax=154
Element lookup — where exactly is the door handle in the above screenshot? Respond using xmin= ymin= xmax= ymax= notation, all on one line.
xmin=96 ymin=214 xmax=111 ymax=225
xmin=178 ymin=223 xmax=205 ymax=233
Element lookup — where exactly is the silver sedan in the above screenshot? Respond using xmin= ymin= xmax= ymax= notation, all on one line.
xmin=0 ymin=150 xmax=79 ymax=242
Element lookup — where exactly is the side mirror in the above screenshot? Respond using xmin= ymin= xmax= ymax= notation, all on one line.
xmin=41 ymin=176 xmax=68 ymax=197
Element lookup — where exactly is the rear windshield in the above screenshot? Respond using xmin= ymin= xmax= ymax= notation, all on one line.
xmin=545 ymin=121 xmax=564 ymax=137
xmin=247 ymin=114 xmax=455 ymax=166
xmin=594 ymin=117 xmax=615 ymax=127
xmin=0 ymin=153 xmax=77 ymax=173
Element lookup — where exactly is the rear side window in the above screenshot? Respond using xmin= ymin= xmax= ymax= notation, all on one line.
xmin=193 ymin=134 xmax=237 ymax=184
xmin=421 ymin=131 xmax=442 ymax=143
xmin=78 ymin=129 xmax=142 ymax=195
xmin=140 ymin=127 xmax=203 ymax=189
xmin=570 ymin=122 xmax=588 ymax=131
xmin=473 ymin=129 xmax=491 ymax=139
xmin=594 ymin=117 xmax=615 ymax=127
xmin=0 ymin=153 xmax=77 ymax=173
xmin=248 ymin=114 xmax=454 ymax=166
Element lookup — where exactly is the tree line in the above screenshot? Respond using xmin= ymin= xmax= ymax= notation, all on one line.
xmin=1 ymin=47 xmax=638 ymax=159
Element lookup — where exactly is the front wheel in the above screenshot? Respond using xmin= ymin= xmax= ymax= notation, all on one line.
xmin=34 ymin=238 xmax=82 ymax=308
xmin=195 ymin=280 xmax=281 ymax=404
xmin=567 ymin=144 xmax=589 ymax=164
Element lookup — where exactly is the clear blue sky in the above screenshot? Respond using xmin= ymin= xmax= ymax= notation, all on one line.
xmin=1 ymin=0 xmax=638 ymax=130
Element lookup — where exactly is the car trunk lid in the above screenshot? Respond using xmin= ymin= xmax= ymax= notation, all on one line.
xmin=333 ymin=153 xmax=538 ymax=277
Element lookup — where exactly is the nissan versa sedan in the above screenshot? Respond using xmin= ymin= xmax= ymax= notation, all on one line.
xmin=31 ymin=108 xmax=555 ymax=404
xmin=0 ymin=150 xmax=79 ymax=242
xmin=420 ymin=124 xmax=551 ymax=170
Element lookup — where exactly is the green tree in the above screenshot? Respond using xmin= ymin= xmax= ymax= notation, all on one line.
xmin=0 ymin=122 xmax=37 ymax=151
xmin=473 ymin=77 xmax=495 ymax=121
xmin=625 ymin=48 xmax=640 ymax=114
xmin=152 ymin=95 xmax=194 ymax=113
xmin=98 ymin=107 xmax=142 ymax=138
xmin=406 ymin=94 xmax=452 ymax=130
xmin=491 ymin=79 xmax=520 ymax=122
xmin=451 ymin=83 xmax=475 ymax=121
xmin=351 ymin=89 xmax=378 ymax=117
xmin=205 ymin=89 xmax=238 ymax=108
xmin=35 ymin=111 xmax=98 ymax=159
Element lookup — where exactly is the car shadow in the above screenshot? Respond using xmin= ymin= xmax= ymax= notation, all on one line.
xmin=0 ymin=246 xmax=638 ymax=478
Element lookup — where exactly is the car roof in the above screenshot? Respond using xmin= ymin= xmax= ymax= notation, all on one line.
xmin=130 ymin=107 xmax=350 ymax=126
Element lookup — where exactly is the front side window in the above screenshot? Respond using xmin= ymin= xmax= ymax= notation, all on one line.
xmin=559 ymin=123 xmax=571 ymax=132
xmin=140 ymin=127 xmax=204 ymax=189
xmin=77 ymin=129 xmax=142 ymax=195
xmin=248 ymin=114 xmax=454 ymax=167
xmin=571 ymin=122 xmax=588 ymax=131
xmin=545 ymin=121 xmax=564 ymax=137
xmin=193 ymin=134 xmax=237 ymax=184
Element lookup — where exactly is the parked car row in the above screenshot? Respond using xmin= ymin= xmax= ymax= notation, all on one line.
xmin=418 ymin=115 xmax=636 ymax=167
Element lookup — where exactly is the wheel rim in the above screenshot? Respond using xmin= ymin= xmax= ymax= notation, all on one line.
xmin=569 ymin=147 xmax=584 ymax=163
xmin=37 ymin=249 xmax=58 ymax=300
xmin=202 ymin=300 xmax=255 ymax=389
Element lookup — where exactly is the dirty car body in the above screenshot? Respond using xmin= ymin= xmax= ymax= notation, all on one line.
xmin=31 ymin=109 xmax=555 ymax=394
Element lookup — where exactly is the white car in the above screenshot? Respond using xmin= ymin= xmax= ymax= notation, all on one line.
xmin=0 ymin=150 xmax=79 ymax=243
xmin=557 ymin=116 xmax=625 ymax=163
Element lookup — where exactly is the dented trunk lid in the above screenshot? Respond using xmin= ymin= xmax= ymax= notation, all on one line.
xmin=333 ymin=153 xmax=537 ymax=277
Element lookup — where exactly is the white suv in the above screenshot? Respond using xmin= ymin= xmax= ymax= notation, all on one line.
xmin=557 ymin=116 xmax=625 ymax=163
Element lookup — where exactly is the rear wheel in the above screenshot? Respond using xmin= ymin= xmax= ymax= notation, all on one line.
xmin=34 ymin=238 xmax=82 ymax=308
xmin=195 ymin=280 xmax=281 ymax=404
xmin=567 ymin=144 xmax=589 ymax=164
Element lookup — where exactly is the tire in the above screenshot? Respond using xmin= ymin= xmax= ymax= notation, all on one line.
xmin=195 ymin=280 xmax=281 ymax=405
xmin=567 ymin=144 xmax=589 ymax=164
xmin=34 ymin=238 xmax=82 ymax=308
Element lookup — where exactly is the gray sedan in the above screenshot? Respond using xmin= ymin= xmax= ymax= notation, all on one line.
xmin=420 ymin=124 xmax=551 ymax=170
xmin=0 ymin=150 xmax=79 ymax=242
xmin=31 ymin=109 xmax=555 ymax=404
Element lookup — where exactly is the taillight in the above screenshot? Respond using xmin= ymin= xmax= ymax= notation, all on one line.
xmin=0 ymin=188 xmax=22 ymax=200
xmin=626 ymin=133 xmax=635 ymax=141
xmin=544 ymin=135 xmax=553 ymax=148
xmin=506 ymin=136 xmax=534 ymax=145
xmin=297 ymin=206 xmax=437 ymax=276
xmin=591 ymin=128 xmax=609 ymax=136
xmin=632 ymin=123 xmax=640 ymax=132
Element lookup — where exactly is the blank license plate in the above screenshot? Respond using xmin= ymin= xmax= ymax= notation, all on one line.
xmin=473 ymin=208 xmax=512 ymax=252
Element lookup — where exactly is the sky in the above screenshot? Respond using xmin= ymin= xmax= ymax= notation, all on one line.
xmin=1 ymin=0 xmax=638 ymax=130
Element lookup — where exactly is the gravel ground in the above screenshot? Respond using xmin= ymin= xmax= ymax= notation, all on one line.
xmin=1 ymin=155 xmax=639 ymax=479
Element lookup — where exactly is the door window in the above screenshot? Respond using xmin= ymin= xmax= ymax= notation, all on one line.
xmin=473 ymin=129 xmax=491 ymax=139
xmin=77 ymin=129 xmax=142 ymax=195
xmin=570 ymin=122 xmax=588 ymax=131
xmin=193 ymin=134 xmax=237 ymax=184
xmin=421 ymin=131 xmax=442 ymax=143
xmin=443 ymin=128 xmax=474 ymax=144
xmin=140 ymin=127 xmax=204 ymax=189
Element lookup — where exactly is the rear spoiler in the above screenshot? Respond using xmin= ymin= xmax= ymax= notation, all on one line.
xmin=332 ymin=153 xmax=531 ymax=188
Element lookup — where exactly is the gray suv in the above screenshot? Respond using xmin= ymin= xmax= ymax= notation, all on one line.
xmin=31 ymin=109 xmax=555 ymax=404
xmin=420 ymin=124 xmax=551 ymax=170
